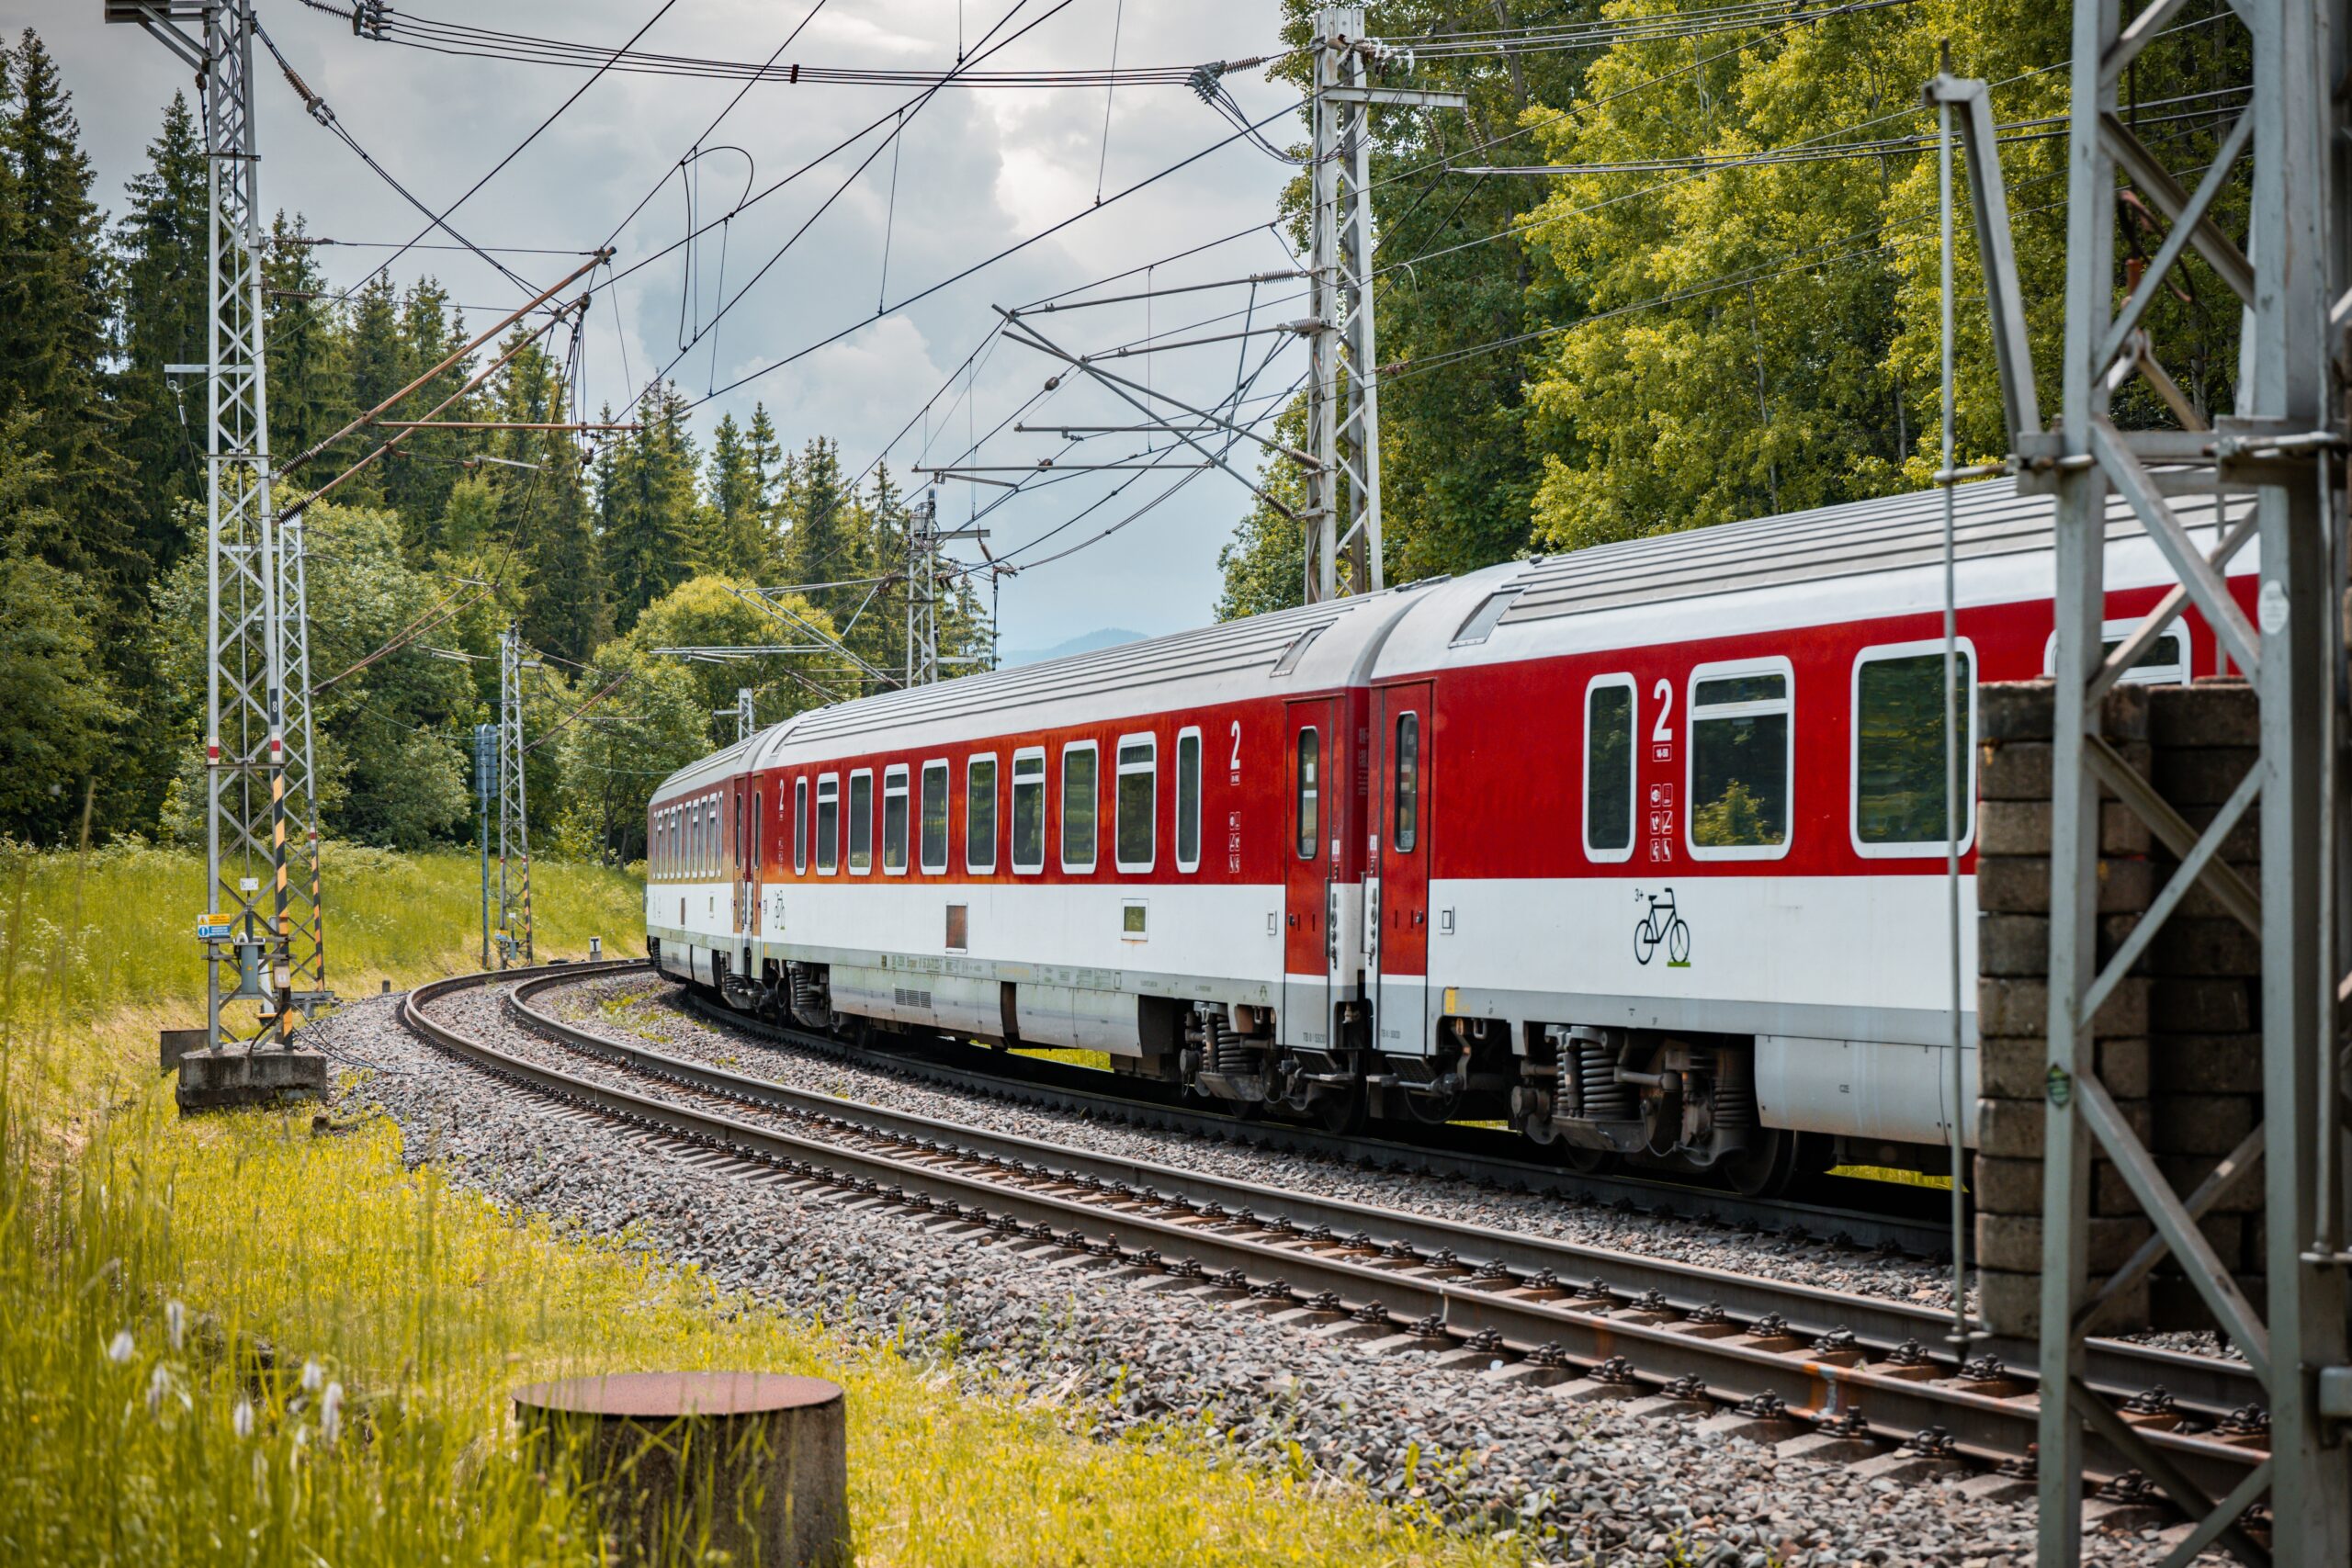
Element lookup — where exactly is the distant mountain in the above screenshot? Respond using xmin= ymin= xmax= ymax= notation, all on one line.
xmin=997 ymin=627 xmax=1148 ymax=668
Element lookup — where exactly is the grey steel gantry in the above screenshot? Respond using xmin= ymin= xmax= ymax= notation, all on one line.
xmin=107 ymin=0 xmax=332 ymax=1050
xmin=497 ymin=623 xmax=536 ymax=967
xmin=1955 ymin=0 xmax=2352 ymax=1560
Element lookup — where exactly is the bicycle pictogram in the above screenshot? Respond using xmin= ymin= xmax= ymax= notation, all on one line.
xmin=1634 ymin=887 xmax=1691 ymax=967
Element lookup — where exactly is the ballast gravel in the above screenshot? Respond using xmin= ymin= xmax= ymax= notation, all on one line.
xmin=549 ymin=972 xmax=1965 ymax=1313
xmin=317 ymin=985 xmax=2226 ymax=1568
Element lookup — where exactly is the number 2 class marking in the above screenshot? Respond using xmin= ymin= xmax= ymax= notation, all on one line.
xmin=1228 ymin=719 xmax=1242 ymax=778
xmin=1651 ymin=678 xmax=1674 ymax=743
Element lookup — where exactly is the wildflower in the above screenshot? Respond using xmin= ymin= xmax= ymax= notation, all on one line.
xmin=165 ymin=1301 xmax=186 ymax=1351
xmin=106 ymin=1330 xmax=135 ymax=1365
xmin=146 ymin=1365 xmax=170 ymax=1416
xmin=232 ymin=1398 xmax=254 ymax=1438
xmin=321 ymin=1382 xmax=345 ymax=1447
xmin=300 ymin=1359 xmax=323 ymax=1393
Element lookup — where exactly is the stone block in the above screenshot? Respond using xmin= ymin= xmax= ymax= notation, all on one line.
xmin=1981 ymin=1034 xmax=2145 ymax=1100
xmin=2148 ymin=681 xmax=2257 ymax=748
xmin=1976 ymin=1212 xmax=2153 ymax=1273
xmin=1977 ymin=975 xmax=2147 ymax=1037
xmin=1978 ymin=1267 xmax=2147 ymax=1338
xmin=159 ymin=1026 xmax=207 ymax=1072
xmin=1977 ymin=800 xmax=2153 ymax=857
xmin=2154 ymin=1155 xmax=2267 ymax=1213
xmin=1973 ymin=856 xmax=2154 ymax=916
xmin=1980 ymin=682 xmax=2054 ymax=743
xmin=2164 ymin=802 xmax=2261 ymax=864
xmin=2152 ymin=746 xmax=2258 ymax=807
xmin=2149 ymin=978 xmax=2256 ymax=1033
xmin=1978 ymin=739 xmax=2153 ymax=801
xmin=1977 ymin=1095 xmax=2149 ymax=1159
xmin=1972 ymin=1154 xmax=2137 ymax=1216
xmin=175 ymin=1046 xmax=329 ymax=1111
xmin=2147 ymin=1032 xmax=2262 ymax=1096
xmin=2154 ymin=1093 xmax=2259 ymax=1156
xmin=2149 ymin=917 xmax=2262 ymax=978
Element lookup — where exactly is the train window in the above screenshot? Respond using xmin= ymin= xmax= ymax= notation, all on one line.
xmin=1115 ymin=735 xmax=1156 ymax=873
xmin=1175 ymin=728 xmax=1202 ymax=874
xmin=1061 ymin=741 xmax=1099 ymax=874
xmin=2041 ymin=621 xmax=2190 ymax=686
xmin=816 ymin=776 xmax=839 ymax=874
xmin=1688 ymin=660 xmax=1793 ymax=859
xmin=1011 ymin=750 xmax=1045 ymax=874
xmin=1583 ymin=676 xmax=1635 ymax=862
xmin=967 ymin=755 xmax=1000 ymax=874
xmin=1852 ymin=641 xmax=1977 ymax=856
xmin=1392 ymin=712 xmax=1421 ymax=853
xmin=882 ymin=765 xmax=910 ymax=875
xmin=848 ymin=770 xmax=874 ymax=874
xmin=921 ymin=761 xmax=950 ymax=874
xmin=1295 ymin=726 xmax=1320 ymax=860
xmin=793 ymin=779 xmax=808 ymax=874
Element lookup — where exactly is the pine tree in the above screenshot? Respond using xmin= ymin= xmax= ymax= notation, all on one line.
xmin=112 ymin=89 xmax=206 ymax=573
xmin=0 ymin=29 xmax=134 ymax=596
xmin=491 ymin=330 xmax=609 ymax=662
xmin=384 ymin=276 xmax=471 ymax=534
xmin=339 ymin=273 xmax=402 ymax=506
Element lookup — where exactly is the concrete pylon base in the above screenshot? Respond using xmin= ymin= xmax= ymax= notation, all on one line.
xmin=175 ymin=1046 xmax=329 ymax=1112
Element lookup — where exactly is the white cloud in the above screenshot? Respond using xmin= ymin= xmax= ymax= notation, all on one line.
xmin=46 ymin=0 xmax=1309 ymax=645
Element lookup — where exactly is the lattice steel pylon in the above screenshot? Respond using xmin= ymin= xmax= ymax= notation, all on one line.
xmin=1301 ymin=11 xmax=1461 ymax=604
xmin=904 ymin=489 xmax=939 ymax=688
xmin=2019 ymin=0 xmax=2351 ymax=1561
xmin=496 ymin=624 xmax=534 ymax=967
xmin=108 ymin=1 xmax=328 ymax=1043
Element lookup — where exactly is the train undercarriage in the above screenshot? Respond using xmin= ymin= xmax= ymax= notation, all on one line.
xmin=666 ymin=941 xmax=1903 ymax=1200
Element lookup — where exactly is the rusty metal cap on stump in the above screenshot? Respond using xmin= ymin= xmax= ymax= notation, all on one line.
xmin=514 ymin=1371 xmax=842 ymax=1420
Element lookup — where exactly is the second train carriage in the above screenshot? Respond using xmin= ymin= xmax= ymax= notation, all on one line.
xmin=646 ymin=478 xmax=2254 ymax=1193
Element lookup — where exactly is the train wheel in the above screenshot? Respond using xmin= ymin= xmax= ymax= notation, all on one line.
xmin=1561 ymin=1144 xmax=1618 ymax=1177
xmin=1312 ymin=1082 xmax=1368 ymax=1137
xmin=1723 ymin=1128 xmax=1800 ymax=1199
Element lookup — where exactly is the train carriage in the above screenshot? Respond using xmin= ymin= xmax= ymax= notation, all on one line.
xmin=647 ymin=477 xmax=2253 ymax=1193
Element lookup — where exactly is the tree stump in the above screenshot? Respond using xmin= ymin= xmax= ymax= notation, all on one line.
xmin=514 ymin=1371 xmax=850 ymax=1566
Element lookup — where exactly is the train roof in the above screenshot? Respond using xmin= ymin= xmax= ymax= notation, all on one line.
xmin=1373 ymin=475 xmax=2250 ymax=675
xmin=652 ymin=475 xmax=2250 ymax=801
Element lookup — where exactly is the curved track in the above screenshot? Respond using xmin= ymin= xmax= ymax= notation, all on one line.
xmin=663 ymin=980 xmax=1959 ymax=1253
xmin=397 ymin=963 xmax=2268 ymax=1509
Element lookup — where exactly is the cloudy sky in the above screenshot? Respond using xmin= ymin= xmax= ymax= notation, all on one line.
xmin=39 ymin=0 xmax=1309 ymax=653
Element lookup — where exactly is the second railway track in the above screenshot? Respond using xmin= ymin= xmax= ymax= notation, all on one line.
xmin=400 ymin=962 xmax=2273 ymax=1524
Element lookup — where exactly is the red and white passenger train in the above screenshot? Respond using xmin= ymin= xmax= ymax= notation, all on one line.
xmin=646 ymin=479 xmax=2252 ymax=1194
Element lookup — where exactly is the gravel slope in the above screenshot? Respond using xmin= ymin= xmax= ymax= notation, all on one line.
xmin=311 ymin=985 xmax=2230 ymax=1567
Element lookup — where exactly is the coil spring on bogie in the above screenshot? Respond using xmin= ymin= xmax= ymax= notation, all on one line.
xmin=1204 ymin=1012 xmax=1255 ymax=1074
xmin=1576 ymin=1037 xmax=1632 ymax=1121
xmin=789 ymin=965 xmax=827 ymax=1019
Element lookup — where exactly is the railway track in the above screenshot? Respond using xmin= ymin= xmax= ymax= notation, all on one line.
xmin=399 ymin=963 xmax=2272 ymax=1528
xmin=662 ymin=981 xmax=1960 ymax=1257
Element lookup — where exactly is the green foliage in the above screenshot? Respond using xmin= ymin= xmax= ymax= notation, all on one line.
xmin=111 ymin=90 xmax=207 ymax=574
xmin=601 ymin=383 xmax=703 ymax=627
xmin=0 ymin=550 xmax=121 ymax=837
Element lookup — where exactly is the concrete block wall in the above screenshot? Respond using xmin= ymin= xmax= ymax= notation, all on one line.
xmin=1969 ymin=679 xmax=2270 ymax=1337
xmin=1972 ymin=681 xmax=2154 ymax=1337
xmin=2143 ymin=682 xmax=2266 ymax=1329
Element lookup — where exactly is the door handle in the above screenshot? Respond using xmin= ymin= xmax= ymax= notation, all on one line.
xmin=1414 ymin=911 xmax=1426 ymax=926
xmin=1287 ymin=913 xmax=1299 ymax=929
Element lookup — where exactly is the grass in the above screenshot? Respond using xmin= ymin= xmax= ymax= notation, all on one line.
xmin=1 ymin=840 xmax=1518 ymax=1567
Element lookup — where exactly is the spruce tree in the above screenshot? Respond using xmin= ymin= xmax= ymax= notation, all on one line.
xmin=602 ymin=384 xmax=697 ymax=629
xmin=264 ymin=211 xmax=351 ymax=490
xmin=777 ymin=434 xmax=854 ymax=607
xmin=339 ymin=273 xmax=402 ymax=506
xmin=112 ymin=89 xmax=206 ymax=572
xmin=0 ymin=29 xmax=133 ymax=596
xmin=704 ymin=412 xmax=766 ymax=580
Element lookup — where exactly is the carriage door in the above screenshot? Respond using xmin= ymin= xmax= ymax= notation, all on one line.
xmin=729 ymin=779 xmax=751 ymax=944
xmin=1283 ymin=698 xmax=1339 ymax=1050
xmin=1372 ymin=683 xmax=1433 ymax=1055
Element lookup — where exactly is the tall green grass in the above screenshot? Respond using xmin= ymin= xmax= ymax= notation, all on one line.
xmin=1 ymin=842 xmax=1515 ymax=1566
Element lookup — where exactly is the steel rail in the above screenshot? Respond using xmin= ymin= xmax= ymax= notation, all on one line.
xmin=666 ymin=985 xmax=1958 ymax=1254
xmin=513 ymin=971 xmax=2259 ymax=1423
xmin=395 ymin=965 xmax=2267 ymax=1503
